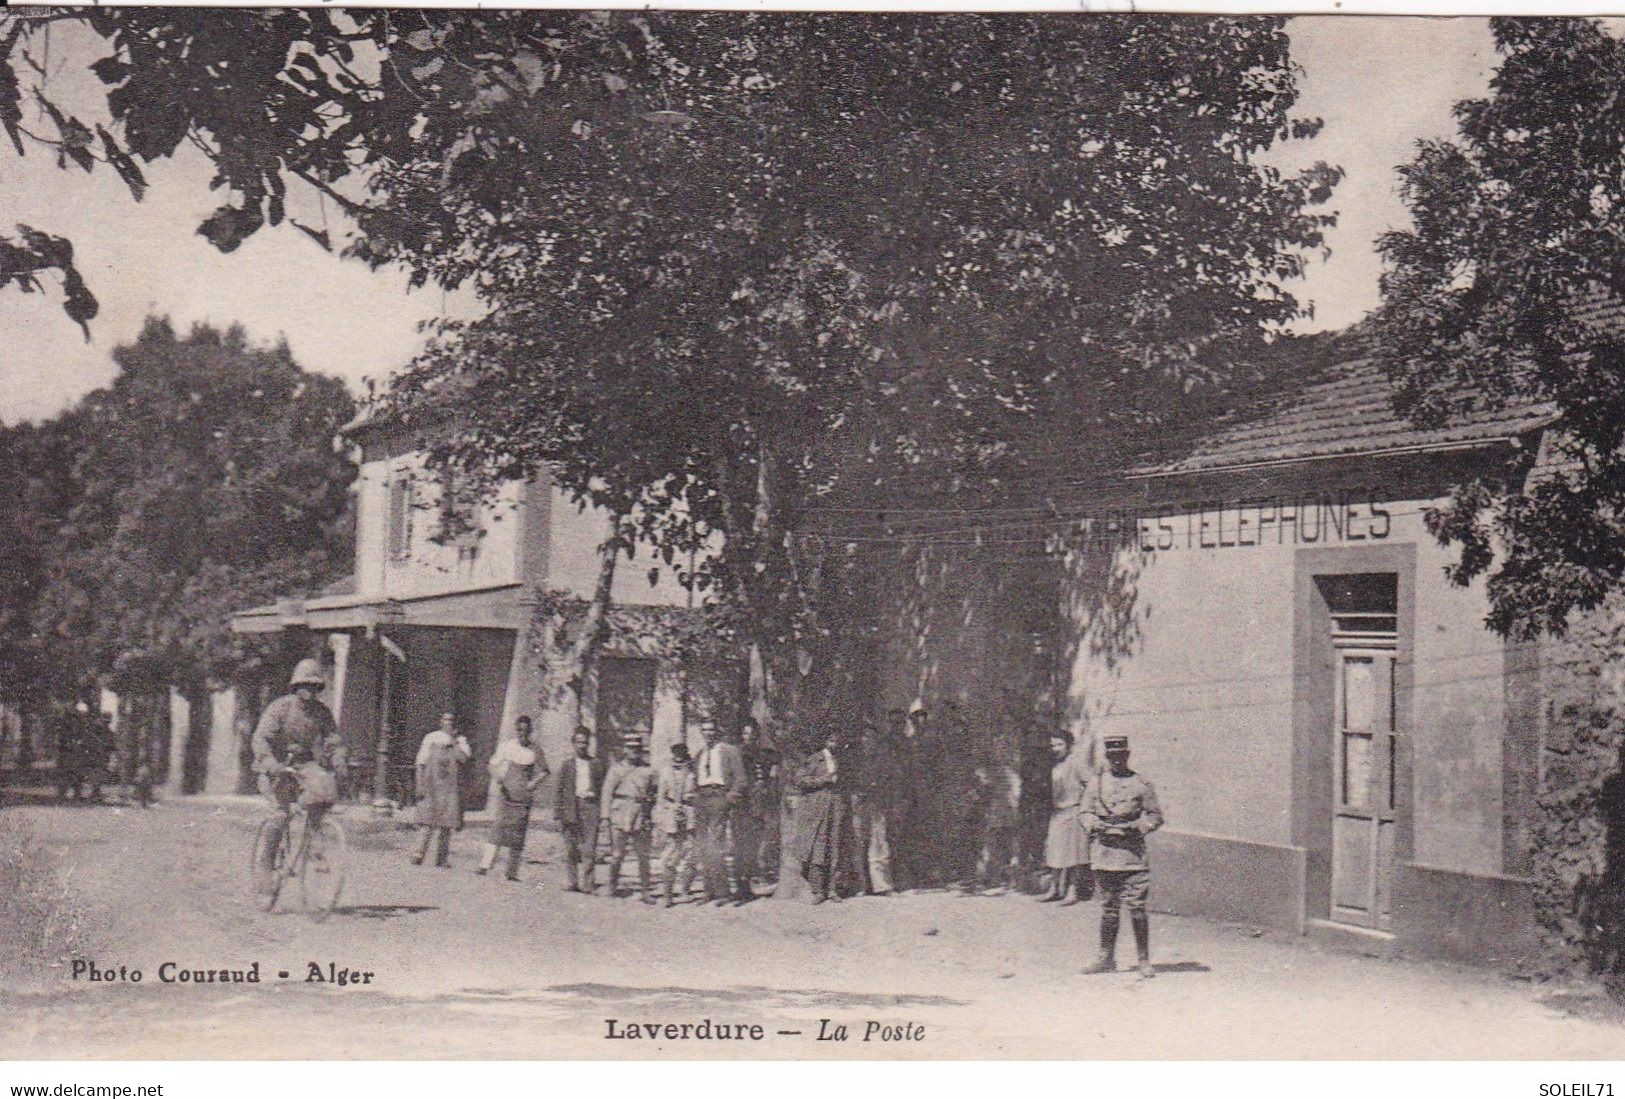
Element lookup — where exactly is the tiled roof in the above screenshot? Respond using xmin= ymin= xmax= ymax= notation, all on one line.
xmin=1133 ymin=355 xmax=1555 ymax=478
xmin=1135 ymin=285 xmax=1625 ymax=478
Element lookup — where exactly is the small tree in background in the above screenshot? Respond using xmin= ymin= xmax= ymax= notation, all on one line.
xmin=28 ymin=317 xmax=355 ymax=781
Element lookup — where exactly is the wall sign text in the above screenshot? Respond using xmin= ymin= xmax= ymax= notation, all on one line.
xmin=1135 ymin=491 xmax=1393 ymax=552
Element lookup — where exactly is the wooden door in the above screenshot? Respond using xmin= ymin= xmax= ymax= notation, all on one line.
xmin=1330 ymin=647 xmax=1398 ymax=929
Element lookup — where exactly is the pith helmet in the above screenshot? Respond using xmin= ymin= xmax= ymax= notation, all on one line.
xmin=289 ymin=658 xmax=327 ymax=688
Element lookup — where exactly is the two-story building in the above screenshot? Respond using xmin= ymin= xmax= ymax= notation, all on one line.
xmin=228 ymin=410 xmax=733 ymax=810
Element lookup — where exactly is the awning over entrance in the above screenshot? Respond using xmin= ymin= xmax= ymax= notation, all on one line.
xmin=230 ymin=583 xmax=532 ymax=635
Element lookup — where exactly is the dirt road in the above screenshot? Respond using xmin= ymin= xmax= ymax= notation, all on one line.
xmin=3 ymin=795 xmax=1622 ymax=1060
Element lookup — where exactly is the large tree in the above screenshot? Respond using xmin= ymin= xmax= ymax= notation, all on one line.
xmin=3 ymin=11 xmax=1340 ymax=731
xmin=1373 ymin=17 xmax=1625 ymax=640
xmin=30 ymin=318 xmax=356 ymax=707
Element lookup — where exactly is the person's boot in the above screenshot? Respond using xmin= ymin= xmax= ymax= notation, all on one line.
xmin=410 ymin=828 xmax=430 ymax=866
xmin=810 ymin=867 xmax=830 ymax=905
xmin=605 ymin=865 xmax=620 ymax=898
xmin=660 ymin=876 xmax=674 ymax=908
xmin=1041 ymin=869 xmax=1064 ymax=902
xmin=505 ymin=847 xmax=522 ymax=883
xmin=1083 ymin=912 xmax=1119 ymax=974
xmin=475 ymin=843 xmax=497 ymax=875
xmin=1132 ymin=911 xmax=1154 ymax=978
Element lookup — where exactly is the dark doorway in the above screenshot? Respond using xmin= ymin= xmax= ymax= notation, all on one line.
xmin=597 ymin=658 xmax=657 ymax=757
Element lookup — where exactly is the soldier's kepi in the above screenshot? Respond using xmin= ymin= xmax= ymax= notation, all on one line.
xmin=1083 ymin=734 xmax=1163 ymax=979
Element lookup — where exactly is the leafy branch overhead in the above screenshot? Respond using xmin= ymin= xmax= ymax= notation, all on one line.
xmin=0 ymin=224 xmax=96 ymax=338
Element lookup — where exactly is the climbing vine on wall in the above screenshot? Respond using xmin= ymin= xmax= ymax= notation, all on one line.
xmin=1532 ymin=596 xmax=1625 ymax=984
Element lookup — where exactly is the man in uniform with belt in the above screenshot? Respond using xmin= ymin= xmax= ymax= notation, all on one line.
xmin=599 ymin=739 xmax=657 ymax=901
xmin=692 ymin=719 xmax=746 ymax=905
xmin=1083 ymin=734 xmax=1163 ymax=978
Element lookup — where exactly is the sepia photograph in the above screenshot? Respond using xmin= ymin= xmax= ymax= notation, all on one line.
xmin=2 ymin=3 xmax=1624 ymax=1065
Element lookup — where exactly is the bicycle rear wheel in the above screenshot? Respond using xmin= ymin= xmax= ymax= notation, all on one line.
xmin=299 ymin=814 xmax=347 ymax=921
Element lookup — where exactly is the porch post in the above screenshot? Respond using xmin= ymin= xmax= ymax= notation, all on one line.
xmin=373 ymin=638 xmax=394 ymax=803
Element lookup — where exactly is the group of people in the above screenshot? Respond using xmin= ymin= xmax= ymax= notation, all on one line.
xmin=251 ymin=659 xmax=1166 ymax=975
xmin=53 ymin=701 xmax=154 ymax=808
xmin=459 ymin=717 xmax=772 ymax=907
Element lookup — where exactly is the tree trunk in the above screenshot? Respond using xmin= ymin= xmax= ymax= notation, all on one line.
xmin=566 ymin=515 xmax=627 ymax=747
xmin=181 ymin=685 xmax=212 ymax=796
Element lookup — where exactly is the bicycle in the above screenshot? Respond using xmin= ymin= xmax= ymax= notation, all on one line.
xmin=250 ymin=764 xmax=347 ymax=920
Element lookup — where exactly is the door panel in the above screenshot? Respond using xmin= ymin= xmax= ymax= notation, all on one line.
xmin=1332 ymin=816 xmax=1374 ymax=912
xmin=1331 ymin=649 xmax=1397 ymax=929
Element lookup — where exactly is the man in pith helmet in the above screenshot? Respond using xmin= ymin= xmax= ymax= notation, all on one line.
xmin=251 ymin=658 xmax=343 ymax=880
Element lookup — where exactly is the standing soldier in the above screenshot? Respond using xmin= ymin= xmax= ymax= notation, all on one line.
xmin=853 ymin=713 xmax=902 ymax=896
xmin=654 ymin=742 xmax=698 ymax=907
xmin=1083 ymin=735 xmax=1163 ymax=978
xmin=599 ymin=740 xmax=657 ymax=901
xmin=55 ymin=704 xmax=86 ymax=802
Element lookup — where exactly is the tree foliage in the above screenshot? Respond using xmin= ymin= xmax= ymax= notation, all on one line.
xmin=29 ymin=318 xmax=356 ymax=696
xmin=4 ymin=11 xmax=1340 ymax=723
xmin=1373 ymin=17 xmax=1625 ymax=639
xmin=0 ymin=418 xmax=75 ymax=706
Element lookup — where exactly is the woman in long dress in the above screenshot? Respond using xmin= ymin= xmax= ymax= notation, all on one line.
xmin=477 ymin=715 xmax=548 ymax=881
xmin=1042 ymin=728 xmax=1093 ymax=904
xmin=787 ymin=729 xmax=854 ymax=904
xmin=412 ymin=712 xmax=472 ymax=868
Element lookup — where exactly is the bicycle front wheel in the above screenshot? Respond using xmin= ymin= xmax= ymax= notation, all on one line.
xmin=299 ymin=814 xmax=347 ymax=921
xmin=251 ymin=817 xmax=291 ymax=913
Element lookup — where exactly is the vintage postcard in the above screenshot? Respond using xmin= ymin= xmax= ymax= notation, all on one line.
xmin=2 ymin=5 xmax=1624 ymax=1063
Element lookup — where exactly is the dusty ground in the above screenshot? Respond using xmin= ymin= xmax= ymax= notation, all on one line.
xmin=3 ymin=793 xmax=1623 ymax=1060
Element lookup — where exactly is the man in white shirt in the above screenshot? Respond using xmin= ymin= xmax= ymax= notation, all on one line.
xmin=552 ymin=727 xmax=607 ymax=892
xmin=692 ymin=720 xmax=746 ymax=905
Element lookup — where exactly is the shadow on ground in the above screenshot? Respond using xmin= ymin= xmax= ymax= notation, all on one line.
xmin=445 ymin=982 xmax=970 ymax=1010
xmin=1154 ymin=962 xmax=1210 ymax=974
xmin=330 ymin=904 xmax=437 ymax=920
